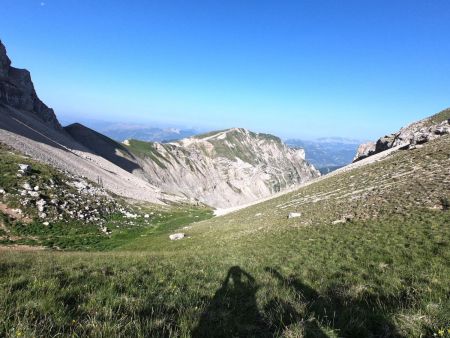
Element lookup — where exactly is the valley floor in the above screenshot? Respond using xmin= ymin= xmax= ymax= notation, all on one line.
xmin=1 ymin=210 xmax=449 ymax=337
xmin=1 ymin=136 xmax=450 ymax=337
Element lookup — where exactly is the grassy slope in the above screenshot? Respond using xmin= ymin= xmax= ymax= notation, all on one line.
xmin=429 ymin=108 xmax=450 ymax=125
xmin=125 ymin=139 xmax=170 ymax=169
xmin=1 ymin=136 xmax=450 ymax=337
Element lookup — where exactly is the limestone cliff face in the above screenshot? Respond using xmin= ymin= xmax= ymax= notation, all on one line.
xmin=0 ymin=40 xmax=61 ymax=130
xmin=123 ymin=128 xmax=320 ymax=208
xmin=353 ymin=109 xmax=450 ymax=162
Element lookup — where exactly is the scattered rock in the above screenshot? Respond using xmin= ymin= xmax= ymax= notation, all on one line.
xmin=332 ymin=214 xmax=354 ymax=224
xmin=169 ymin=233 xmax=185 ymax=240
xmin=36 ymin=199 xmax=46 ymax=212
xmin=255 ymin=213 xmax=262 ymax=217
xmin=28 ymin=191 xmax=39 ymax=198
xmin=0 ymin=188 xmax=5 ymax=194
xmin=33 ymin=185 xmax=39 ymax=191
xmin=22 ymin=182 xmax=32 ymax=191
xmin=43 ymin=222 xmax=49 ymax=226
xmin=18 ymin=164 xmax=31 ymax=174
xmin=288 ymin=212 xmax=302 ymax=219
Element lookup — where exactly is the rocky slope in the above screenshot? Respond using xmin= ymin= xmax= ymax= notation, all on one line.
xmin=0 ymin=40 xmax=176 ymax=205
xmin=132 ymin=129 xmax=320 ymax=208
xmin=353 ymin=109 xmax=450 ymax=162
xmin=67 ymin=125 xmax=320 ymax=208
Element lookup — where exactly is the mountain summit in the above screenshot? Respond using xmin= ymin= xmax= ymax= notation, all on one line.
xmin=0 ymin=40 xmax=60 ymax=129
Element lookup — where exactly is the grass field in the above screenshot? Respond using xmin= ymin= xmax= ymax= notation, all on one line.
xmin=1 ymin=136 xmax=449 ymax=337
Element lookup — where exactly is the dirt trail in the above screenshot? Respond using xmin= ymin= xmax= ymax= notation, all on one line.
xmin=0 ymin=245 xmax=46 ymax=252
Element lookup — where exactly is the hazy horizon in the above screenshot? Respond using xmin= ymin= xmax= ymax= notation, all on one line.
xmin=58 ymin=113 xmax=370 ymax=143
xmin=1 ymin=0 xmax=449 ymax=139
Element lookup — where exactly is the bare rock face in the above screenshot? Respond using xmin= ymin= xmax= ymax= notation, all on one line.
xmin=0 ymin=40 xmax=61 ymax=130
xmin=120 ymin=128 xmax=321 ymax=208
xmin=353 ymin=142 xmax=376 ymax=162
xmin=353 ymin=109 xmax=450 ymax=162
xmin=0 ymin=42 xmax=11 ymax=78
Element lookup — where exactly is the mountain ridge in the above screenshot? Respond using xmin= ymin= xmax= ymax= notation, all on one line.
xmin=0 ymin=40 xmax=319 ymax=209
xmin=353 ymin=109 xmax=450 ymax=162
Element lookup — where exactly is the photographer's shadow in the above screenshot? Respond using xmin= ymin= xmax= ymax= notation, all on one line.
xmin=192 ymin=266 xmax=271 ymax=338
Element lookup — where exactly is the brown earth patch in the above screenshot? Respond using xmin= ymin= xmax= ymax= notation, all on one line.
xmin=0 ymin=203 xmax=33 ymax=223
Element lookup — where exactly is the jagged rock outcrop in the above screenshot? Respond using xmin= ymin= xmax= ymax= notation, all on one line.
xmin=353 ymin=109 xmax=450 ymax=162
xmin=0 ymin=40 xmax=61 ymax=129
xmin=353 ymin=141 xmax=376 ymax=162
xmin=120 ymin=128 xmax=320 ymax=208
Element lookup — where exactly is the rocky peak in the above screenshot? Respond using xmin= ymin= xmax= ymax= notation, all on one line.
xmin=0 ymin=40 xmax=61 ymax=130
xmin=0 ymin=40 xmax=12 ymax=78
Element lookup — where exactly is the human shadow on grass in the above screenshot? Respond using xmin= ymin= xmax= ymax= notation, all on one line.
xmin=264 ymin=267 xmax=404 ymax=338
xmin=193 ymin=266 xmax=405 ymax=337
xmin=192 ymin=266 xmax=273 ymax=338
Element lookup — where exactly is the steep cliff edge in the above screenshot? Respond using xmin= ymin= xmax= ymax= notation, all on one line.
xmin=0 ymin=41 xmax=61 ymax=130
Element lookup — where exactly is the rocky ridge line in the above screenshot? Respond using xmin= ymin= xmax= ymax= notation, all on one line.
xmin=353 ymin=110 xmax=450 ymax=162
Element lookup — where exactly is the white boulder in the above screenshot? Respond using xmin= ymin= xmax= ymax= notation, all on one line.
xmin=22 ymin=182 xmax=32 ymax=191
xmin=18 ymin=164 xmax=31 ymax=174
xmin=169 ymin=233 xmax=185 ymax=241
xmin=36 ymin=199 xmax=47 ymax=212
xmin=288 ymin=212 xmax=302 ymax=219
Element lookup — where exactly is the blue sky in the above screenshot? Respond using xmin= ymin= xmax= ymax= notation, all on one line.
xmin=1 ymin=0 xmax=449 ymax=139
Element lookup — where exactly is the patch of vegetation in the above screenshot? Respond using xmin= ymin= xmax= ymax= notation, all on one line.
xmin=0 ymin=143 xmax=213 ymax=251
xmin=428 ymin=107 xmax=450 ymax=125
xmin=193 ymin=129 xmax=228 ymax=139
xmin=125 ymin=139 xmax=170 ymax=169
xmin=258 ymin=132 xmax=282 ymax=143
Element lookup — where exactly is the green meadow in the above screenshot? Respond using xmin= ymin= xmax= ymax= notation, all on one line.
xmin=1 ymin=135 xmax=449 ymax=337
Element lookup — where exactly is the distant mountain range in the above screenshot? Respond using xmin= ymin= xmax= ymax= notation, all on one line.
xmin=61 ymin=119 xmax=363 ymax=174
xmin=58 ymin=117 xmax=199 ymax=143
xmin=285 ymin=137 xmax=363 ymax=174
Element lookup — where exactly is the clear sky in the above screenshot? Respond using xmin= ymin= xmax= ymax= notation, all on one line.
xmin=1 ymin=0 xmax=449 ymax=139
